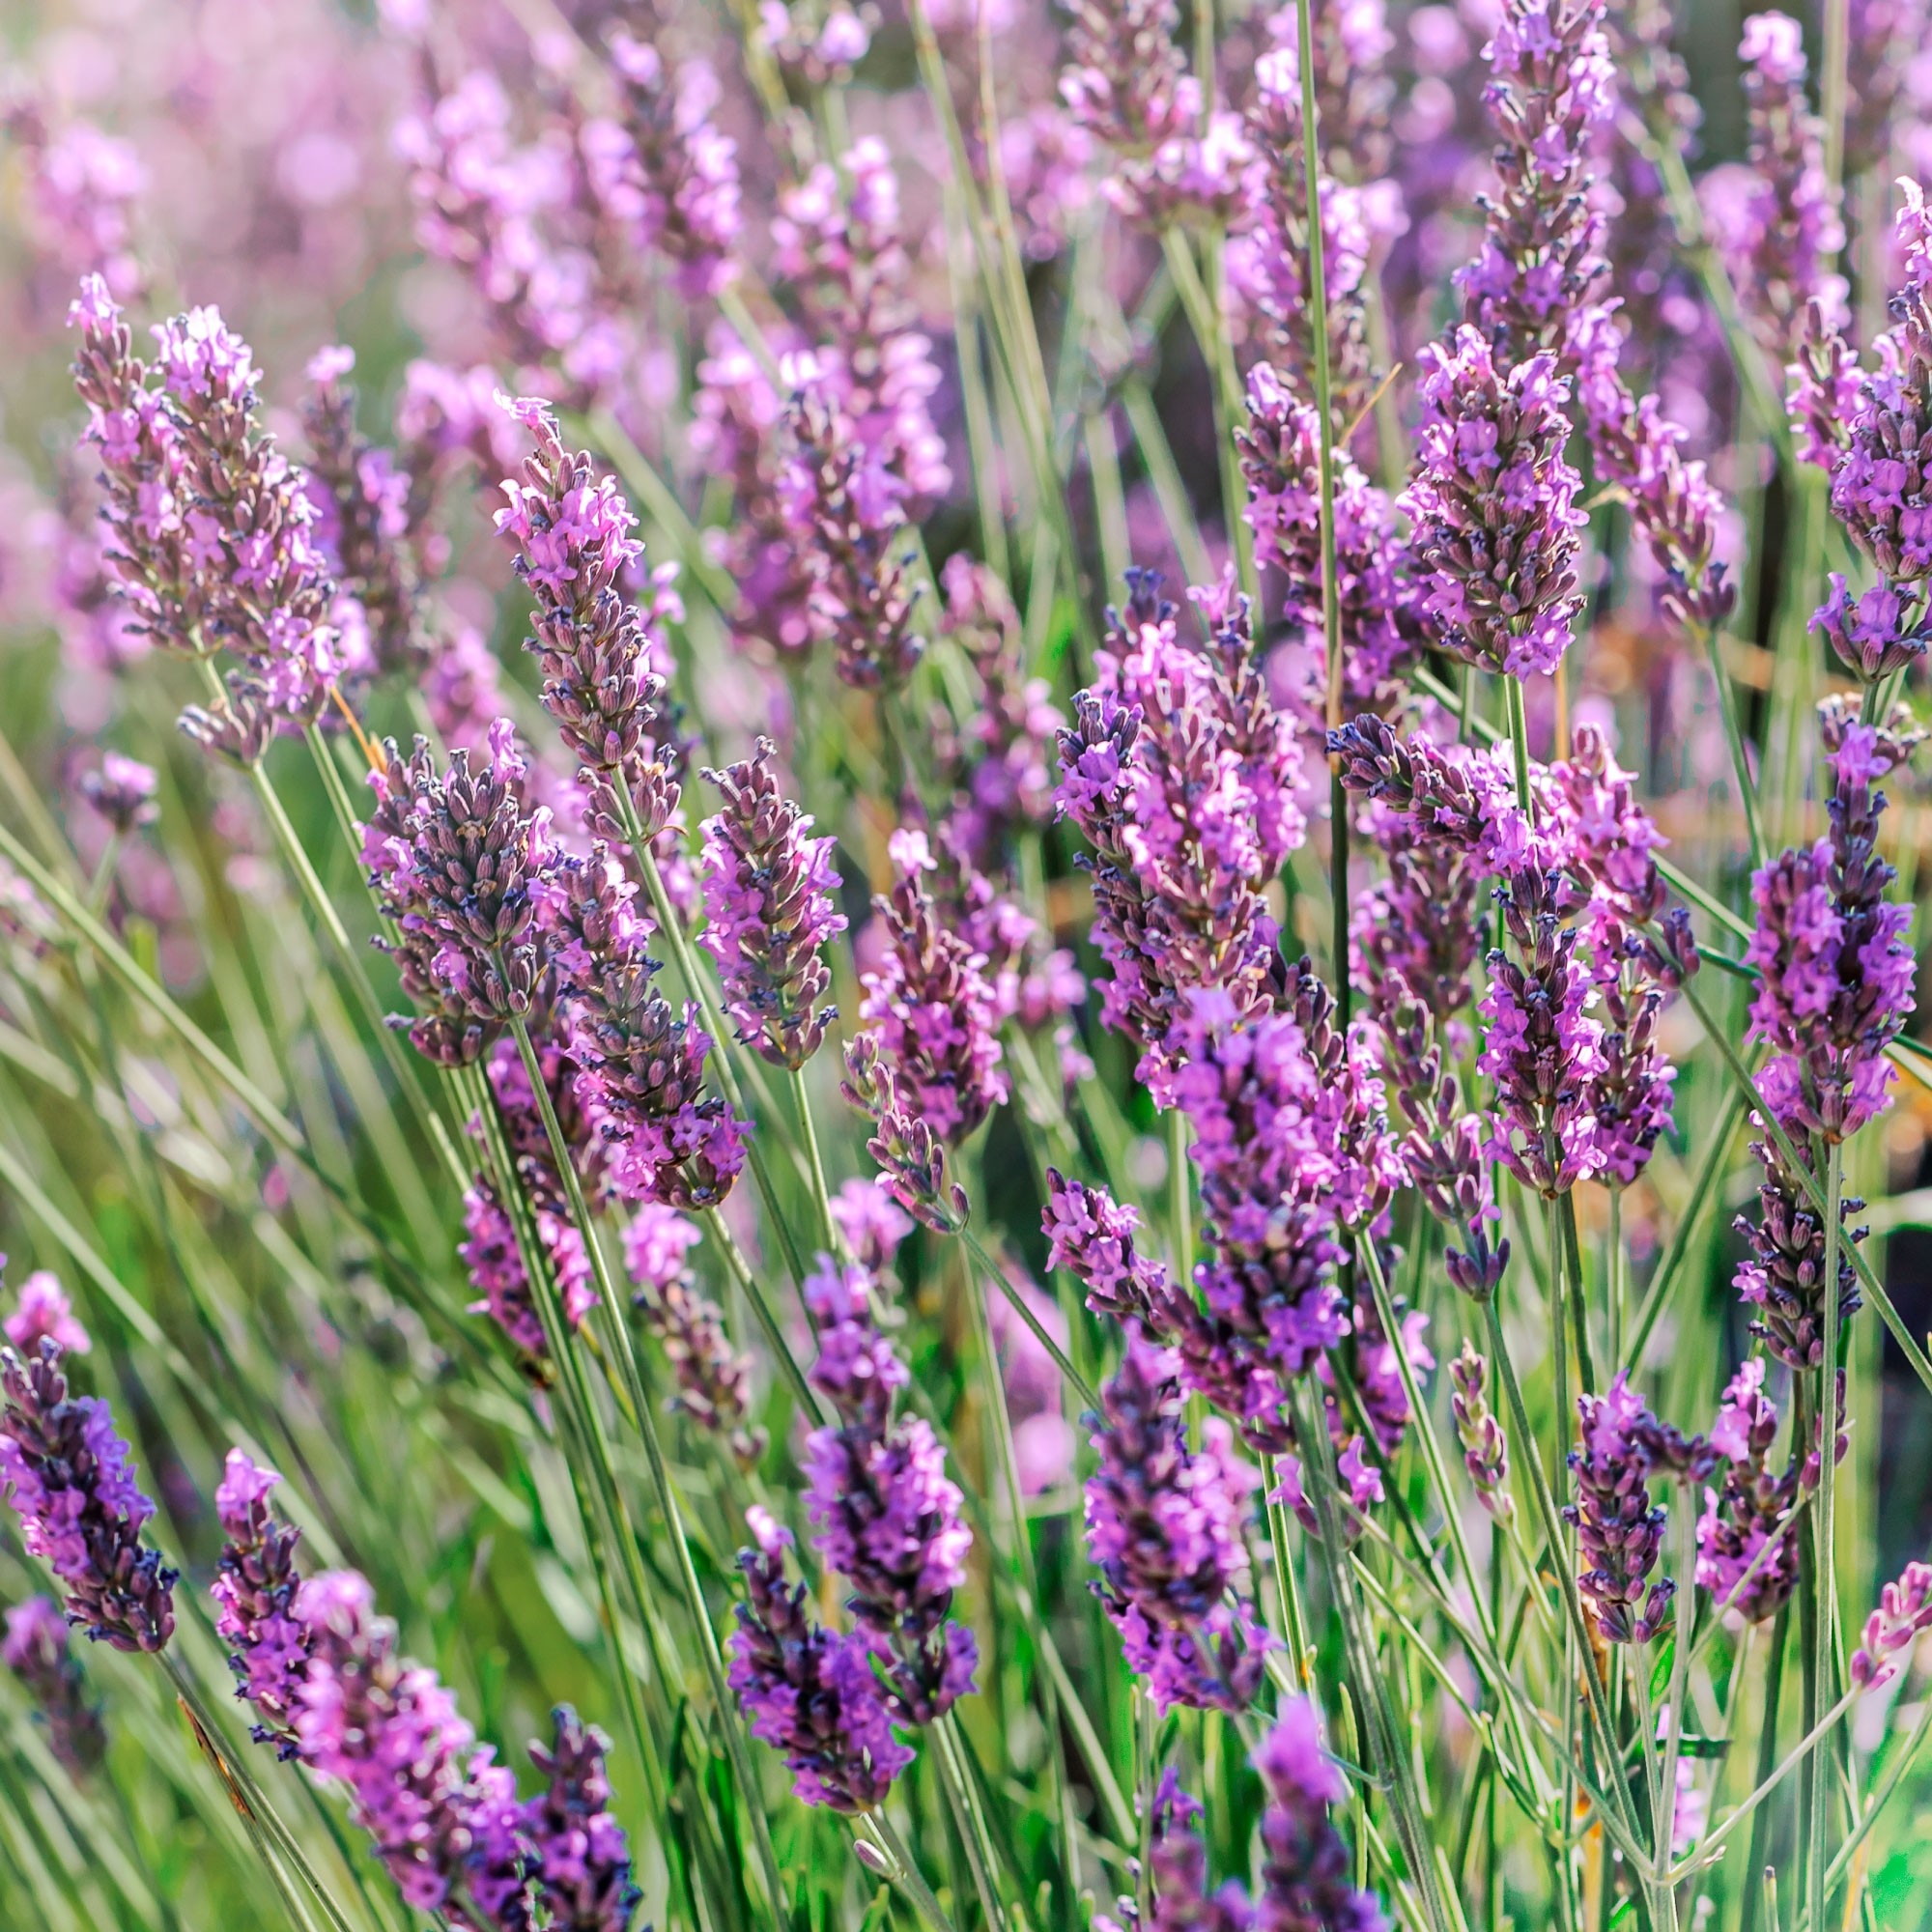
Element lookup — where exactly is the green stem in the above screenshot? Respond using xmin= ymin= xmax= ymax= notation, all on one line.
xmin=1809 ymin=1139 xmax=1845 ymax=1932
xmin=503 ymin=1014 xmax=789 ymax=1924
xmin=1738 ymin=1607 xmax=1788 ymax=1932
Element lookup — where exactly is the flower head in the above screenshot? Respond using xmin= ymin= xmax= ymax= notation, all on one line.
xmin=213 ymin=1449 xmax=312 ymax=1753
xmin=523 ymin=1706 xmax=640 ymax=1931
xmin=0 ymin=1343 xmax=175 ymax=1653
xmin=3 ymin=1596 xmax=106 ymax=1774
xmin=1565 ymin=1374 xmax=1673 ymax=1645
xmin=5 ymin=1273 xmax=90 ymax=1357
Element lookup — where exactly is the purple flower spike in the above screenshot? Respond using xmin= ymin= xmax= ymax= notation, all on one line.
xmin=1714 ymin=14 xmax=1847 ymax=362
xmin=727 ymin=1507 xmax=913 ymax=1813
xmin=495 ymin=398 xmax=681 ymax=837
xmin=803 ymin=1259 xmax=978 ymax=1725
xmin=1851 ymin=1560 xmax=1932 ymax=1690
xmin=1404 ymin=327 xmax=1587 ymax=679
xmin=295 ymin=1569 xmax=518 ymax=1919
xmin=780 ymin=376 xmax=927 ymax=691
xmin=1695 ymin=1362 xmax=1800 ymax=1625
xmin=1095 ymin=1768 xmax=1255 ymax=1932
xmin=78 ymin=753 xmax=159 ymax=837
xmin=831 ymin=1178 xmax=913 ymax=1272
xmin=1565 ymin=1374 xmax=1673 ymax=1646
xmin=699 ymin=738 xmax=846 ymax=1070
xmin=212 ymin=1449 xmax=312 ymax=1754
xmin=840 ymin=1038 xmax=970 ymax=1234
xmin=69 ymin=278 xmax=348 ymax=730
xmin=1254 ymin=1698 xmax=1389 ymax=1932
xmin=1084 ymin=1328 xmax=1273 ymax=1715
xmin=524 ymin=1706 xmax=641 ymax=1932
xmin=362 ymin=720 xmax=555 ymax=1067
xmin=1745 ymin=715 xmax=1919 ymax=1143
xmin=1457 ymin=0 xmax=1615 ymax=362
xmin=606 ymin=36 xmax=742 ymax=302
xmin=855 ymin=828 xmax=1009 ymax=1145
xmin=624 ymin=1205 xmax=763 ymax=1466
xmin=0 ymin=1342 xmax=176 ymax=1654
xmin=3 ymin=1596 xmax=106 ymax=1774
xmin=5 ymin=1273 xmax=90 ymax=1357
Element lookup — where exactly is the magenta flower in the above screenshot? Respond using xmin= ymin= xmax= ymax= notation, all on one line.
xmin=802 ymin=1259 xmax=978 ymax=1725
xmin=4 ymin=1272 xmax=90 ymax=1357
xmin=78 ymin=753 xmax=158 ymax=837
xmin=212 ymin=1449 xmax=312 ymax=1753
xmin=522 ymin=1707 xmax=640 ymax=1932
xmin=699 ymin=739 xmax=846 ymax=1070
xmin=854 ymin=828 xmax=1009 ymax=1144
xmin=727 ymin=1506 xmax=913 ymax=1813
xmin=1695 ymin=1362 xmax=1800 ymax=1625
xmin=831 ymin=1178 xmax=913 ymax=1272
xmin=1565 ymin=1374 xmax=1673 ymax=1645
xmin=1084 ymin=1328 xmax=1274 ymax=1715
xmin=623 ymin=1206 xmax=762 ymax=1466
xmin=0 ymin=1342 xmax=175 ymax=1653
xmin=1449 ymin=1344 xmax=1513 ymax=1522
xmin=295 ymin=1570 xmax=527 ymax=1922
xmin=1253 ymin=1699 xmax=1389 ymax=1932
xmin=1851 ymin=1560 xmax=1932 ymax=1690
xmin=361 ymin=720 xmax=556 ymax=1067
xmin=3 ymin=1596 xmax=106 ymax=1774
xmin=1404 ymin=328 xmax=1587 ymax=679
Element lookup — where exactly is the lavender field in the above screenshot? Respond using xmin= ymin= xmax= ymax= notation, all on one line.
xmin=3 ymin=0 xmax=1932 ymax=1927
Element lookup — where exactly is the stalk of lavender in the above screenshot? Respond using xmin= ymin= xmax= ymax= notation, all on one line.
xmin=3 ymin=1597 xmax=107 ymax=1774
xmin=1808 ymin=191 xmax=1932 ymax=677
xmin=1083 ymin=1328 xmax=1273 ymax=1714
xmin=803 ymin=1259 xmax=978 ymax=1725
xmin=1696 ymin=1363 xmax=1802 ymax=1625
xmin=494 ymin=395 xmax=680 ymax=839
xmin=727 ymin=1505 xmax=913 ymax=1812
xmin=1564 ymin=1374 xmax=1672 ymax=1645
xmin=212 ymin=1450 xmax=312 ymax=1755
xmin=360 ymin=718 xmax=555 ymax=1068
xmin=623 ymin=1205 xmax=764 ymax=1467
xmin=71 ymin=280 xmax=352 ymax=735
xmin=1402 ymin=329 xmax=1586 ymax=681
xmin=294 ymin=1570 xmax=531 ymax=1926
xmin=523 ymin=1706 xmax=641 ymax=1932
xmin=1252 ymin=1699 xmax=1389 ymax=1932
xmin=299 ymin=344 xmax=427 ymax=678
xmin=0 ymin=1341 xmax=176 ymax=1653
xmin=698 ymin=738 xmax=846 ymax=1070
xmin=1449 ymin=1344 xmax=1514 ymax=1523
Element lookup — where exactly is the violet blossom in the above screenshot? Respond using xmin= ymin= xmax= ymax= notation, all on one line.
xmin=1449 ymin=1344 xmax=1513 ymax=1522
xmin=802 ymin=1258 xmax=978 ymax=1724
xmin=0 ymin=1342 xmax=175 ymax=1653
xmin=699 ymin=738 xmax=846 ymax=1070
xmin=1851 ymin=1560 xmax=1932 ymax=1690
xmin=624 ymin=1205 xmax=763 ymax=1466
xmin=1084 ymin=1328 xmax=1274 ymax=1714
xmin=1694 ymin=1362 xmax=1800 ymax=1625
xmin=523 ymin=1706 xmax=641 ymax=1932
xmin=212 ymin=1449 xmax=312 ymax=1753
xmin=727 ymin=1505 xmax=913 ymax=1812
xmin=1253 ymin=1698 xmax=1389 ymax=1932
xmin=3 ymin=1596 xmax=106 ymax=1775
xmin=361 ymin=719 xmax=556 ymax=1067
xmin=1403 ymin=327 xmax=1586 ymax=679
xmin=1565 ymin=1374 xmax=1672 ymax=1645
xmin=4 ymin=1272 xmax=90 ymax=1357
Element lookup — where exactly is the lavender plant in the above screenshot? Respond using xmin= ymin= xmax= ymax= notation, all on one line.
xmin=4 ymin=3 xmax=1932 ymax=1930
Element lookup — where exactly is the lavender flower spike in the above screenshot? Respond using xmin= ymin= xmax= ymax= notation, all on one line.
xmin=5 ymin=1271 xmax=90 ymax=1356
xmin=524 ymin=1706 xmax=641 ymax=1932
xmin=3 ymin=1597 xmax=106 ymax=1774
xmin=295 ymin=1569 xmax=521 ymax=1918
xmin=1084 ymin=1327 xmax=1274 ymax=1715
xmin=1565 ymin=1373 xmax=1672 ymax=1645
xmin=1449 ymin=1344 xmax=1514 ymax=1523
xmin=212 ymin=1449 xmax=312 ymax=1754
xmin=494 ymin=394 xmax=680 ymax=835
xmin=362 ymin=719 xmax=556 ymax=1067
xmin=727 ymin=1506 xmax=912 ymax=1812
xmin=0 ymin=1342 xmax=176 ymax=1653
xmin=1254 ymin=1698 xmax=1389 ymax=1932
xmin=803 ymin=1258 xmax=978 ymax=1723
xmin=1403 ymin=327 xmax=1587 ymax=679
xmin=699 ymin=738 xmax=847 ymax=1069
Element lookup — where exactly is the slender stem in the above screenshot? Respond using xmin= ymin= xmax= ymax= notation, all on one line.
xmin=1809 ymin=1139 xmax=1845 ymax=1932
xmin=1700 ymin=625 xmax=1767 ymax=870
xmin=1505 ymin=674 xmax=1534 ymax=814
xmin=1738 ymin=1608 xmax=1789 ymax=1932
xmin=788 ymin=1063 xmax=840 ymax=1253
xmin=705 ymin=1202 xmax=824 ymax=1418
xmin=503 ymin=1014 xmax=790 ymax=1924
xmin=1167 ymin=1106 xmax=1193 ymax=1289
xmin=866 ymin=1812 xmax=961 ymax=1932
xmin=959 ymin=1223 xmax=1098 ymax=1408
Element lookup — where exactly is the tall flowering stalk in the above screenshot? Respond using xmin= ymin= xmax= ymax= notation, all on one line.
xmin=698 ymin=739 xmax=846 ymax=1069
xmin=0 ymin=1342 xmax=176 ymax=1654
xmin=212 ymin=1450 xmax=311 ymax=1754
xmin=3 ymin=1597 xmax=106 ymax=1774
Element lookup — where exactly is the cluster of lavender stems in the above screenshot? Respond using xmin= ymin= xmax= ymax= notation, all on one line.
xmin=18 ymin=0 xmax=1932 ymax=1926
